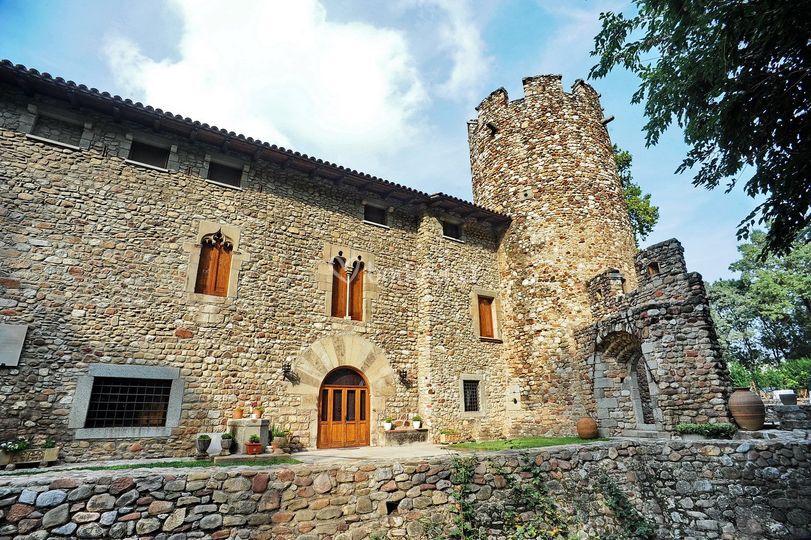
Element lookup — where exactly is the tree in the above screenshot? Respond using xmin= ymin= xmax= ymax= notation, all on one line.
xmin=708 ymin=230 xmax=811 ymax=367
xmin=614 ymin=144 xmax=659 ymax=243
xmin=590 ymin=0 xmax=811 ymax=256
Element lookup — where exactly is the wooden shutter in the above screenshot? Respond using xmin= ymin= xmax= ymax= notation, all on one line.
xmin=331 ymin=259 xmax=347 ymax=318
xmin=349 ymin=263 xmax=364 ymax=321
xmin=213 ymin=246 xmax=231 ymax=296
xmin=195 ymin=244 xmax=216 ymax=295
xmin=478 ymin=296 xmax=494 ymax=338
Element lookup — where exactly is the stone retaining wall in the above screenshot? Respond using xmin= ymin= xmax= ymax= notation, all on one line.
xmin=1 ymin=439 xmax=809 ymax=539
xmin=767 ymin=404 xmax=811 ymax=430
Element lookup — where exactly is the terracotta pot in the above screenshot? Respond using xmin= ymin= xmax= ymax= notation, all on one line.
xmin=729 ymin=387 xmax=765 ymax=430
xmin=244 ymin=442 xmax=263 ymax=455
xmin=233 ymin=409 xmax=244 ymax=420
xmin=576 ymin=416 xmax=599 ymax=439
xmin=271 ymin=436 xmax=288 ymax=450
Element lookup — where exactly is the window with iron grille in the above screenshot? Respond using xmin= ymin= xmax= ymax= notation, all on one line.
xmin=84 ymin=377 xmax=172 ymax=428
xmin=463 ymin=380 xmax=480 ymax=412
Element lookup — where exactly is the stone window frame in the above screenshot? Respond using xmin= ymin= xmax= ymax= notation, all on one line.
xmin=21 ymin=103 xmax=93 ymax=151
xmin=121 ymin=132 xmax=179 ymax=173
xmin=68 ymin=364 xmax=184 ymax=439
xmin=361 ymin=199 xmax=392 ymax=229
xmin=317 ymin=243 xmax=379 ymax=325
xmin=183 ymin=221 xmax=249 ymax=302
xmin=441 ymin=216 xmax=466 ymax=243
xmin=459 ymin=373 xmax=487 ymax=418
xmin=202 ymin=153 xmax=249 ymax=191
xmin=470 ymin=286 xmax=504 ymax=342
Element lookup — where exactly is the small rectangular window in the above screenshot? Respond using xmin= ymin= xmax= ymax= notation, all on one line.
xmin=363 ymin=204 xmax=388 ymax=226
xmin=442 ymin=221 xmax=462 ymax=240
xmin=84 ymin=377 xmax=172 ymax=428
xmin=463 ymin=380 xmax=480 ymax=412
xmin=128 ymin=140 xmax=170 ymax=169
xmin=207 ymin=161 xmax=242 ymax=187
xmin=477 ymin=296 xmax=495 ymax=338
xmin=31 ymin=115 xmax=83 ymax=147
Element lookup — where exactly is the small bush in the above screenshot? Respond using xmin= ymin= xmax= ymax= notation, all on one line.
xmin=676 ymin=423 xmax=737 ymax=438
xmin=270 ymin=424 xmax=288 ymax=438
xmin=220 ymin=432 xmax=233 ymax=439
xmin=0 ymin=437 xmax=31 ymax=453
xmin=412 ymin=415 xmax=422 ymax=422
xmin=383 ymin=417 xmax=393 ymax=423
xmin=197 ymin=434 xmax=211 ymax=441
xmin=249 ymin=434 xmax=261 ymax=443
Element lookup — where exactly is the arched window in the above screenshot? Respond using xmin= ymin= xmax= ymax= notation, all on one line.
xmin=349 ymin=257 xmax=364 ymax=321
xmin=194 ymin=229 xmax=233 ymax=297
xmin=331 ymin=253 xmax=347 ymax=318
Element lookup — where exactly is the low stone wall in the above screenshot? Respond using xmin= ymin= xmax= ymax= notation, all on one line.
xmin=766 ymin=404 xmax=811 ymax=430
xmin=0 ymin=439 xmax=809 ymax=539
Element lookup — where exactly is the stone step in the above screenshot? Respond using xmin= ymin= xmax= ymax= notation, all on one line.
xmin=622 ymin=429 xmax=669 ymax=439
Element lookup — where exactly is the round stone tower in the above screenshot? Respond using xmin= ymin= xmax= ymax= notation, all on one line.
xmin=467 ymin=75 xmax=638 ymax=434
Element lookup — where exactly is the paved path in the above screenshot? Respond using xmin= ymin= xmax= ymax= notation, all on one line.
xmin=293 ymin=443 xmax=457 ymax=464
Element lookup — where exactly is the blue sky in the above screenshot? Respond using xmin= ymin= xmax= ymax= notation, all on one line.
xmin=0 ymin=0 xmax=757 ymax=281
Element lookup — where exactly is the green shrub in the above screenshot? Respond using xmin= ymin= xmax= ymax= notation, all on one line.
xmin=676 ymin=423 xmax=737 ymax=438
xmin=249 ymin=434 xmax=261 ymax=443
xmin=220 ymin=432 xmax=233 ymax=439
xmin=383 ymin=417 xmax=393 ymax=423
xmin=0 ymin=437 xmax=31 ymax=453
xmin=412 ymin=415 xmax=422 ymax=422
xmin=197 ymin=434 xmax=211 ymax=441
xmin=728 ymin=361 xmax=753 ymax=388
xmin=41 ymin=438 xmax=56 ymax=449
xmin=270 ymin=424 xmax=288 ymax=438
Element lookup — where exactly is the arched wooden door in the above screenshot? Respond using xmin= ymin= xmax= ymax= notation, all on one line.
xmin=317 ymin=367 xmax=370 ymax=448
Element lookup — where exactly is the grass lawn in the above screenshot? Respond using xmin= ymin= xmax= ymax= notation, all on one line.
xmin=449 ymin=436 xmax=606 ymax=451
xmin=2 ymin=456 xmax=300 ymax=476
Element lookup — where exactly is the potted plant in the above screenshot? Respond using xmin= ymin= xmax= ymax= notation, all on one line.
xmin=412 ymin=415 xmax=423 ymax=429
xmin=220 ymin=432 xmax=233 ymax=453
xmin=233 ymin=405 xmax=244 ymax=420
xmin=196 ymin=434 xmax=212 ymax=454
xmin=439 ymin=429 xmax=462 ymax=444
xmin=383 ymin=417 xmax=394 ymax=431
xmin=254 ymin=405 xmax=265 ymax=419
xmin=244 ymin=434 xmax=263 ymax=455
xmin=270 ymin=425 xmax=289 ymax=453
xmin=1 ymin=437 xmax=61 ymax=469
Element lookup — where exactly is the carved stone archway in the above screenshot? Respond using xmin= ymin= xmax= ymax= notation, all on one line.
xmin=288 ymin=334 xmax=396 ymax=448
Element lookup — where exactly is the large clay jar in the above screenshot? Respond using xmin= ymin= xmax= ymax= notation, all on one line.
xmin=576 ymin=416 xmax=599 ymax=439
xmin=729 ymin=388 xmax=765 ymax=430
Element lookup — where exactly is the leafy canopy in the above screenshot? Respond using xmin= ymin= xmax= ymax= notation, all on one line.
xmin=708 ymin=230 xmax=811 ymax=367
xmin=614 ymin=144 xmax=660 ymax=243
xmin=591 ymin=0 xmax=811 ymax=256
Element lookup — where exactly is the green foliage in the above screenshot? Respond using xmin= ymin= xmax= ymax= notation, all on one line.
xmin=675 ymin=423 xmax=737 ymax=438
xmin=597 ymin=475 xmax=655 ymax=539
xmin=0 ymin=437 xmax=31 ymax=453
xmin=507 ymin=468 xmax=571 ymax=540
xmin=709 ymin=231 xmax=811 ymax=366
xmin=269 ymin=424 xmax=288 ymax=438
xmin=614 ymin=145 xmax=659 ymax=243
xmin=753 ymin=358 xmax=811 ymax=391
xmin=384 ymin=417 xmax=393 ymax=423
xmin=197 ymin=434 xmax=211 ymax=441
xmin=413 ymin=415 xmax=422 ymax=422
xmin=41 ymin=438 xmax=56 ymax=449
xmin=727 ymin=361 xmax=753 ymax=388
xmin=450 ymin=436 xmax=603 ymax=451
xmin=248 ymin=434 xmax=261 ymax=443
xmin=591 ymin=1 xmax=811 ymax=256
xmin=220 ymin=432 xmax=233 ymax=439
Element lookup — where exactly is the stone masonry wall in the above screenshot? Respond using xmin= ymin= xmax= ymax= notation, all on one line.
xmin=467 ymin=76 xmax=639 ymax=436
xmin=575 ymin=239 xmax=731 ymax=435
xmin=0 ymin=82 xmax=503 ymax=458
xmin=1 ymin=439 xmax=809 ymax=539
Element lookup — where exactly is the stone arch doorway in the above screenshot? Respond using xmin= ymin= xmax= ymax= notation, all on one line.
xmin=593 ymin=331 xmax=662 ymax=434
xmin=317 ymin=367 xmax=370 ymax=448
xmin=288 ymin=334 xmax=396 ymax=448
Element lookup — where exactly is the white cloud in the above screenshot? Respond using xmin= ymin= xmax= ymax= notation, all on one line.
xmin=417 ymin=0 xmax=491 ymax=100
xmin=104 ymin=0 xmax=428 ymax=169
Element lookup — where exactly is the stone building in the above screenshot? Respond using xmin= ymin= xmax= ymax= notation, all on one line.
xmin=0 ymin=60 xmax=730 ymax=460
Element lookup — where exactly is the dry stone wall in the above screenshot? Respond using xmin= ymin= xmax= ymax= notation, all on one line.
xmin=0 ymin=439 xmax=809 ymax=539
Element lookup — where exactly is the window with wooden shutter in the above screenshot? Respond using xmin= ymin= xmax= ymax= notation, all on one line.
xmin=478 ymin=296 xmax=494 ymax=338
xmin=349 ymin=258 xmax=364 ymax=321
xmin=194 ymin=229 xmax=234 ymax=297
xmin=331 ymin=254 xmax=347 ymax=318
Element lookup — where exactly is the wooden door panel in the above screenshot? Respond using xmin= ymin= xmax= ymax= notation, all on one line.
xmin=317 ymin=386 xmax=369 ymax=448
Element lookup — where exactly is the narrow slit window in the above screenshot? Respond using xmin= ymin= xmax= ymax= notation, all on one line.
xmin=363 ymin=204 xmax=387 ymax=226
xmin=208 ymin=161 xmax=242 ymax=187
xmin=442 ymin=221 xmax=462 ymax=240
xmin=477 ymin=295 xmax=495 ymax=338
xmin=128 ymin=140 xmax=170 ymax=169
xmin=463 ymin=380 xmax=480 ymax=412
xmin=84 ymin=377 xmax=172 ymax=428
xmin=195 ymin=229 xmax=233 ymax=297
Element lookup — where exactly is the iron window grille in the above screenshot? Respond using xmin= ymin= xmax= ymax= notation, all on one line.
xmin=463 ymin=380 xmax=480 ymax=412
xmin=84 ymin=377 xmax=172 ymax=428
